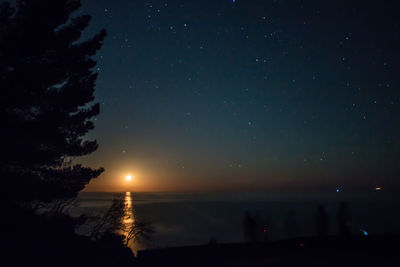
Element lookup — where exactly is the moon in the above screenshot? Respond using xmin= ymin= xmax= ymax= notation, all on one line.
xmin=125 ymin=175 xmax=132 ymax=181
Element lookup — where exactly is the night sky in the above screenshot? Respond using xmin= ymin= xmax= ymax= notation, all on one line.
xmin=79 ymin=0 xmax=400 ymax=192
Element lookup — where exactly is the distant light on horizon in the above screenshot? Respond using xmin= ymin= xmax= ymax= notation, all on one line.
xmin=375 ymin=187 xmax=382 ymax=191
xmin=361 ymin=229 xmax=368 ymax=236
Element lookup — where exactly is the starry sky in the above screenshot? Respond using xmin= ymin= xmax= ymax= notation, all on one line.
xmin=79 ymin=0 xmax=400 ymax=192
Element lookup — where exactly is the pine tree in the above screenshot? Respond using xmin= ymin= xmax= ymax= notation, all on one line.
xmin=0 ymin=0 xmax=106 ymax=202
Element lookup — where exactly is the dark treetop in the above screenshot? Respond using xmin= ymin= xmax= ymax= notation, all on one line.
xmin=0 ymin=0 xmax=105 ymax=201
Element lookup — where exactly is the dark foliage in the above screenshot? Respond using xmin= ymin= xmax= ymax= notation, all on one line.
xmin=85 ymin=195 xmax=155 ymax=245
xmin=0 ymin=2 xmax=138 ymax=266
xmin=1 ymin=201 xmax=135 ymax=267
xmin=0 ymin=0 xmax=106 ymax=202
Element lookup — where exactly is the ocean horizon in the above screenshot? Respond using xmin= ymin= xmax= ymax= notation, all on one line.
xmin=72 ymin=191 xmax=400 ymax=253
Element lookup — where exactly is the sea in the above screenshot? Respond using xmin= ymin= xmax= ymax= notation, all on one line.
xmin=71 ymin=191 xmax=400 ymax=253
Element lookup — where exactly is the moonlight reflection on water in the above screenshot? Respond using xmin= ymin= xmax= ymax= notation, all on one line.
xmin=122 ymin=192 xmax=137 ymax=252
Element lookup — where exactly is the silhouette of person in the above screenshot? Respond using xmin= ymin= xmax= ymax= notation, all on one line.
xmin=262 ymin=225 xmax=269 ymax=242
xmin=316 ymin=205 xmax=329 ymax=237
xmin=337 ymin=201 xmax=351 ymax=237
xmin=242 ymin=210 xmax=258 ymax=243
xmin=284 ymin=210 xmax=300 ymax=239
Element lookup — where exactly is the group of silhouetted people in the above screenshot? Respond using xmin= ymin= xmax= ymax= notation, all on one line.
xmin=317 ymin=201 xmax=351 ymax=238
xmin=242 ymin=201 xmax=352 ymax=243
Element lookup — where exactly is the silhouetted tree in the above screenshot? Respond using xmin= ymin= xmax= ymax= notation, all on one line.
xmin=0 ymin=3 xmax=139 ymax=266
xmin=88 ymin=197 xmax=126 ymax=241
xmin=125 ymin=220 xmax=155 ymax=246
xmin=0 ymin=0 xmax=106 ymax=203
xmin=86 ymin=196 xmax=154 ymax=245
xmin=337 ymin=201 xmax=351 ymax=237
xmin=316 ymin=204 xmax=329 ymax=237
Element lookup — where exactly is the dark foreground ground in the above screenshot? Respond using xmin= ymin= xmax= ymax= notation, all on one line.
xmin=4 ymin=231 xmax=399 ymax=266
xmin=136 ymin=235 xmax=400 ymax=267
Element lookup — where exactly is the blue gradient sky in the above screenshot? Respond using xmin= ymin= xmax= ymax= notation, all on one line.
xmin=77 ymin=0 xmax=400 ymax=192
